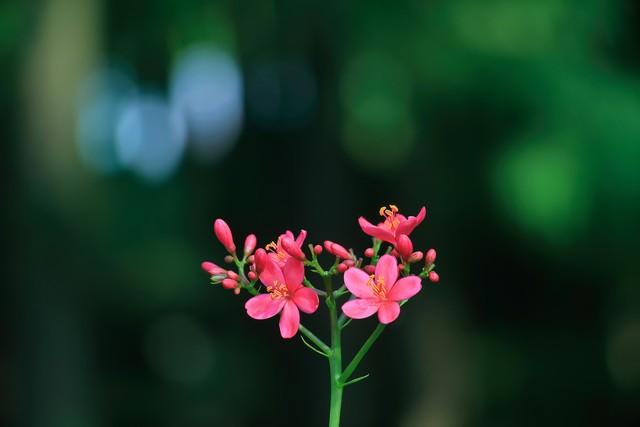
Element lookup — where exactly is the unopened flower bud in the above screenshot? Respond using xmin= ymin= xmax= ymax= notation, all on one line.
xmin=281 ymin=236 xmax=306 ymax=261
xmin=398 ymin=263 xmax=405 ymax=271
xmin=248 ymin=271 xmax=257 ymax=281
xmin=226 ymin=270 xmax=239 ymax=280
xmin=233 ymin=287 xmax=241 ymax=295
xmin=323 ymin=240 xmax=334 ymax=252
xmin=222 ymin=278 xmax=239 ymax=289
xmin=364 ymin=248 xmax=374 ymax=257
xmin=201 ymin=261 xmax=225 ymax=275
xmin=247 ymin=255 xmax=255 ymax=264
xmin=343 ymin=259 xmax=355 ymax=267
xmin=313 ymin=244 xmax=323 ymax=255
xmin=396 ymin=234 xmax=413 ymax=260
xmin=210 ymin=274 xmax=227 ymax=283
xmin=425 ymin=248 xmax=437 ymax=265
xmin=254 ymin=248 xmax=268 ymax=273
xmin=364 ymin=265 xmax=375 ymax=274
xmin=390 ymin=249 xmax=399 ymax=257
xmin=428 ymin=271 xmax=440 ymax=283
xmin=243 ymin=234 xmax=257 ymax=256
xmin=330 ymin=242 xmax=352 ymax=259
xmin=214 ymin=219 xmax=236 ymax=253
xmin=408 ymin=251 xmax=423 ymax=263
xmin=337 ymin=263 xmax=348 ymax=273
xmin=224 ymin=255 xmax=234 ymax=263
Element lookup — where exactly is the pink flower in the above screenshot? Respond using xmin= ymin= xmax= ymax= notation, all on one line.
xmin=265 ymin=230 xmax=307 ymax=267
xmin=245 ymin=257 xmax=319 ymax=338
xmin=358 ymin=205 xmax=426 ymax=245
xmin=214 ymin=219 xmax=236 ymax=253
xmin=341 ymin=254 xmax=422 ymax=324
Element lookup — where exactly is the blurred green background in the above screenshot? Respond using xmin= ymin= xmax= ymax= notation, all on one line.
xmin=3 ymin=0 xmax=640 ymax=426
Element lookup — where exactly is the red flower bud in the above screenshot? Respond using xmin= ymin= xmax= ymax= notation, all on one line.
xmin=214 ymin=219 xmax=236 ymax=253
xmin=201 ymin=261 xmax=226 ymax=275
xmin=408 ymin=251 xmax=423 ymax=263
xmin=329 ymin=242 xmax=352 ymax=260
xmin=364 ymin=265 xmax=375 ymax=274
xmin=425 ymin=248 xmax=437 ymax=265
xmin=224 ymin=255 xmax=234 ymax=263
xmin=226 ymin=270 xmax=239 ymax=280
xmin=254 ymin=248 xmax=268 ymax=273
xmin=247 ymin=255 xmax=255 ymax=264
xmin=281 ymin=236 xmax=306 ymax=261
xmin=337 ymin=263 xmax=348 ymax=273
xmin=248 ymin=271 xmax=257 ymax=281
xmin=428 ymin=271 xmax=440 ymax=283
xmin=233 ymin=287 xmax=241 ymax=295
xmin=364 ymin=248 xmax=374 ymax=257
xmin=396 ymin=234 xmax=413 ymax=260
xmin=313 ymin=245 xmax=323 ymax=255
xmin=323 ymin=240 xmax=334 ymax=252
xmin=222 ymin=278 xmax=239 ymax=289
xmin=343 ymin=259 xmax=355 ymax=267
xmin=243 ymin=234 xmax=257 ymax=256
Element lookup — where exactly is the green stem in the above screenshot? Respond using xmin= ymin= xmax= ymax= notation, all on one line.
xmin=339 ymin=323 xmax=386 ymax=384
xmin=324 ymin=274 xmax=343 ymax=427
xmin=299 ymin=324 xmax=331 ymax=355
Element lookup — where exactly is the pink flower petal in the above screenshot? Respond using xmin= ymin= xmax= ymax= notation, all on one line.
xmin=293 ymin=287 xmax=319 ymax=314
xmin=279 ymin=300 xmax=300 ymax=339
xmin=358 ymin=217 xmax=395 ymax=243
xmin=245 ymin=294 xmax=286 ymax=320
xmin=295 ymin=229 xmax=307 ymax=246
xmin=344 ymin=267 xmax=376 ymax=298
xmin=388 ymin=276 xmax=422 ymax=301
xmin=341 ymin=298 xmax=380 ymax=319
xmin=377 ymin=301 xmax=400 ymax=324
xmin=396 ymin=217 xmax=417 ymax=236
xmin=396 ymin=207 xmax=426 ymax=236
xmin=283 ymin=258 xmax=304 ymax=292
xmin=259 ymin=258 xmax=285 ymax=287
xmin=375 ymin=255 xmax=398 ymax=292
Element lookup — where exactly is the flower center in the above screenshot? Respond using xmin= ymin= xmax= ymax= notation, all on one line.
xmin=266 ymin=240 xmax=288 ymax=261
xmin=379 ymin=204 xmax=400 ymax=230
xmin=266 ymin=280 xmax=289 ymax=299
xmin=367 ymin=274 xmax=387 ymax=299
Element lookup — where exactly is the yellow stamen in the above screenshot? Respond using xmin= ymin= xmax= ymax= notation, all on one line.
xmin=366 ymin=274 xmax=387 ymax=299
xmin=379 ymin=204 xmax=401 ymax=230
xmin=265 ymin=241 xmax=278 ymax=252
xmin=266 ymin=280 xmax=289 ymax=299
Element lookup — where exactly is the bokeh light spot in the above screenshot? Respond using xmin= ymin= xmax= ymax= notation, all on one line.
xmin=76 ymin=66 xmax=136 ymax=174
xmin=170 ymin=45 xmax=243 ymax=161
xmin=115 ymin=94 xmax=187 ymax=183
xmin=449 ymin=0 xmax=568 ymax=56
xmin=492 ymin=134 xmax=590 ymax=243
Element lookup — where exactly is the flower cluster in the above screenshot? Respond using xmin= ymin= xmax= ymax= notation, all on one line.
xmin=201 ymin=204 xmax=440 ymax=339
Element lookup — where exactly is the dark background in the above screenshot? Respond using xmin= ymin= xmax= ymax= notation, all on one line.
xmin=3 ymin=0 xmax=640 ymax=426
